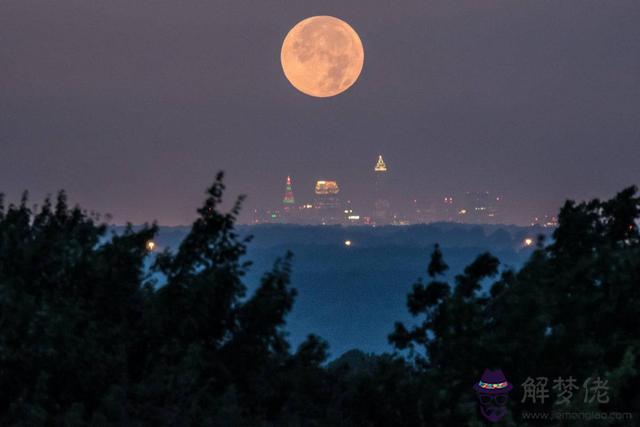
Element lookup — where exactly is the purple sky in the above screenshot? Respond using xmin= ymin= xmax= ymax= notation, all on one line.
xmin=2 ymin=0 xmax=639 ymax=225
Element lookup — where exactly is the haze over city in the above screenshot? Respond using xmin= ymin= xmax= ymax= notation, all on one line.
xmin=2 ymin=0 xmax=639 ymax=225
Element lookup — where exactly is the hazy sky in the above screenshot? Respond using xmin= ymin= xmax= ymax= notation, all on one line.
xmin=2 ymin=0 xmax=639 ymax=224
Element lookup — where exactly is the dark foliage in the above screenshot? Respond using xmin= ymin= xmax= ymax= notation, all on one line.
xmin=390 ymin=186 xmax=640 ymax=426
xmin=1 ymin=178 xmax=639 ymax=426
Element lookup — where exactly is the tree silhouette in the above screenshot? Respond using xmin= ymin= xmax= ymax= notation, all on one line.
xmin=1 ymin=178 xmax=638 ymax=426
xmin=390 ymin=186 xmax=640 ymax=426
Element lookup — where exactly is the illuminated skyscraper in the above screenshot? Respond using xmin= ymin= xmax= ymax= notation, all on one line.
xmin=315 ymin=180 xmax=340 ymax=196
xmin=314 ymin=180 xmax=342 ymax=224
xmin=282 ymin=175 xmax=295 ymax=207
xmin=373 ymin=155 xmax=391 ymax=224
xmin=374 ymin=155 xmax=387 ymax=172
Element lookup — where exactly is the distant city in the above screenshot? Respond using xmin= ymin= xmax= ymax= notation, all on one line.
xmin=251 ymin=155 xmax=559 ymax=227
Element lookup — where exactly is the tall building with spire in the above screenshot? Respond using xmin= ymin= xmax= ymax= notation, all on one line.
xmin=282 ymin=175 xmax=295 ymax=208
xmin=373 ymin=155 xmax=391 ymax=224
xmin=374 ymin=155 xmax=387 ymax=173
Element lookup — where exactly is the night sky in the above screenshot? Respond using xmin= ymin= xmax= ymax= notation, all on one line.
xmin=2 ymin=0 xmax=639 ymax=225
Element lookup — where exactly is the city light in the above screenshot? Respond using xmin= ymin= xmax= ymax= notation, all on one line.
xmin=344 ymin=240 xmax=352 ymax=247
xmin=374 ymin=155 xmax=387 ymax=172
xmin=523 ymin=238 xmax=534 ymax=247
xmin=283 ymin=175 xmax=295 ymax=205
xmin=256 ymin=161 xmax=515 ymax=226
xmin=146 ymin=240 xmax=156 ymax=251
xmin=315 ymin=180 xmax=340 ymax=195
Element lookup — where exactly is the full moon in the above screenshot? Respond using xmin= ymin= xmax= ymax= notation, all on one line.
xmin=281 ymin=16 xmax=364 ymax=98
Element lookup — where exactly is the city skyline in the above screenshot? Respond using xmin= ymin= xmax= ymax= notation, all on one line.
xmin=251 ymin=154 xmax=557 ymax=226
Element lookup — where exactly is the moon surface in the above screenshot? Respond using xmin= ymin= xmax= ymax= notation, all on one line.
xmin=281 ymin=16 xmax=364 ymax=98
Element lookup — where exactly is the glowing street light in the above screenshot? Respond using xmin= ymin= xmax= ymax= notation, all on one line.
xmin=523 ymin=238 xmax=534 ymax=247
xmin=146 ymin=240 xmax=156 ymax=251
xmin=344 ymin=240 xmax=352 ymax=247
